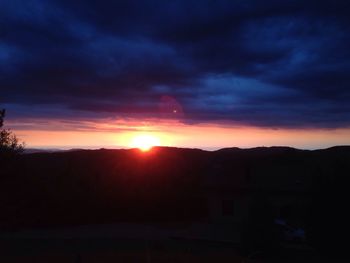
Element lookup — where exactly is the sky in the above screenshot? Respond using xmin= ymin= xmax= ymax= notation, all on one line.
xmin=1 ymin=0 xmax=350 ymax=150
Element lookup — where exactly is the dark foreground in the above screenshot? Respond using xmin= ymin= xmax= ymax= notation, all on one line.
xmin=0 ymin=237 xmax=340 ymax=263
xmin=1 ymin=146 xmax=349 ymax=262
xmin=0 ymin=223 xmax=347 ymax=263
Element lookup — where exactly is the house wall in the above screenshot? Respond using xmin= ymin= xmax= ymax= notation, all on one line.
xmin=208 ymin=193 xmax=250 ymax=223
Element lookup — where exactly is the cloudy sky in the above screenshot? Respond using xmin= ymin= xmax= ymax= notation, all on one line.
xmin=1 ymin=0 xmax=350 ymax=149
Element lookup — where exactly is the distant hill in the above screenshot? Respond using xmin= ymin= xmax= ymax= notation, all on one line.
xmin=0 ymin=146 xmax=349 ymax=234
xmin=24 ymin=148 xmax=66 ymax=154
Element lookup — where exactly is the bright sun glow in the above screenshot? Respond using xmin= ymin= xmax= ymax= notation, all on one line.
xmin=130 ymin=135 xmax=161 ymax=152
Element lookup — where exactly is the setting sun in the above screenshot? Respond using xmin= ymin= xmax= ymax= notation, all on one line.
xmin=130 ymin=135 xmax=161 ymax=152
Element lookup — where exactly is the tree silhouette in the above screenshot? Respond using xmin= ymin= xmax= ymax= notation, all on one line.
xmin=0 ymin=109 xmax=24 ymax=154
xmin=0 ymin=109 xmax=5 ymax=128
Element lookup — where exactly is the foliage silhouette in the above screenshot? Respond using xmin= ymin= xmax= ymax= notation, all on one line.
xmin=0 ymin=109 xmax=24 ymax=154
xmin=0 ymin=109 xmax=5 ymax=127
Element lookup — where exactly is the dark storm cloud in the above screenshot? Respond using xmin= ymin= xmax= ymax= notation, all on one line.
xmin=1 ymin=0 xmax=350 ymax=128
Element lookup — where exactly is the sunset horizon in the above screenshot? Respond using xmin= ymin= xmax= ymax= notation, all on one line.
xmin=6 ymin=116 xmax=350 ymax=150
xmin=1 ymin=1 xmax=350 ymax=261
xmin=2 ymin=1 xmax=350 ymax=151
